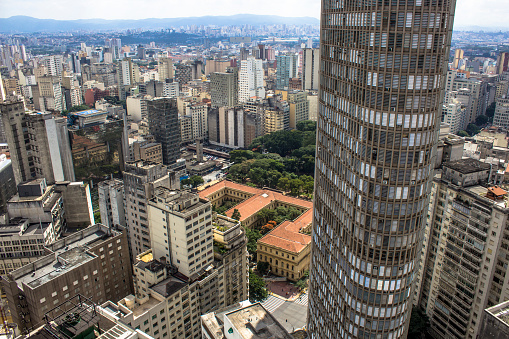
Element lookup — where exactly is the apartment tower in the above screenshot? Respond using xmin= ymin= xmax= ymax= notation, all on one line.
xmin=307 ymin=1 xmax=456 ymax=338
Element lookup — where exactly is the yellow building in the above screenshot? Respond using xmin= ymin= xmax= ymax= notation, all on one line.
xmin=199 ymin=180 xmax=312 ymax=281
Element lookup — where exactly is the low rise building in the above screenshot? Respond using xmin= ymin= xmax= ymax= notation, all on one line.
xmin=199 ymin=181 xmax=312 ymax=281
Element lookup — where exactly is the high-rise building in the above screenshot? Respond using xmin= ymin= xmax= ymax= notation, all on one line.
xmin=288 ymin=90 xmax=309 ymax=129
xmin=1 ymin=99 xmax=75 ymax=185
xmin=98 ymin=178 xmax=126 ymax=228
xmin=276 ymin=55 xmax=298 ymax=90
xmin=302 ymin=48 xmax=320 ymax=91
xmin=453 ymin=49 xmax=465 ymax=70
xmin=307 ymin=1 xmax=457 ymax=338
xmin=2 ymin=224 xmax=134 ymax=333
xmin=493 ymin=97 xmax=509 ymax=128
xmin=147 ymin=98 xmax=181 ymax=166
xmin=210 ymin=68 xmax=238 ymax=108
xmin=208 ymin=107 xmax=245 ymax=148
xmin=238 ymin=57 xmax=265 ymax=103
xmin=479 ymin=301 xmax=509 ymax=339
xmin=187 ymin=102 xmax=208 ymax=140
xmin=497 ymin=52 xmax=509 ymax=75
xmin=414 ymin=159 xmax=509 ymax=338
xmin=0 ymin=155 xmax=16 ymax=214
xmin=158 ymin=57 xmax=174 ymax=80
xmin=123 ymin=161 xmax=170 ymax=259
xmin=101 ymin=191 xmax=249 ymax=339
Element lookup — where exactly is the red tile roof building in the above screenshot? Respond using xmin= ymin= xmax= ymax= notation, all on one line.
xmin=199 ymin=180 xmax=312 ymax=281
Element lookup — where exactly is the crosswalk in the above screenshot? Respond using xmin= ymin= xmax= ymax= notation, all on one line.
xmin=294 ymin=293 xmax=309 ymax=306
xmin=262 ymin=295 xmax=285 ymax=313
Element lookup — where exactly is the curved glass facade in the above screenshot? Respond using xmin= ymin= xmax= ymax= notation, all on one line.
xmin=308 ymin=0 xmax=456 ymax=338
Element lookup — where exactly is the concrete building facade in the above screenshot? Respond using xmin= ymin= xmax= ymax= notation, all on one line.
xmin=307 ymin=0 xmax=457 ymax=338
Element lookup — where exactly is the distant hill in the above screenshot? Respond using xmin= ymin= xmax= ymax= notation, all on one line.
xmin=0 ymin=15 xmax=320 ymax=33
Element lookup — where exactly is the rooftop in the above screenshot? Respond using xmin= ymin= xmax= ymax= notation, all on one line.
xmin=10 ymin=227 xmax=112 ymax=290
xmin=443 ymin=158 xmax=491 ymax=174
xmin=131 ymin=297 xmax=164 ymax=319
xmin=71 ymin=109 xmax=105 ymax=117
xmin=225 ymin=303 xmax=293 ymax=339
xmin=25 ymin=247 xmax=95 ymax=289
xmin=150 ymin=275 xmax=188 ymax=298
xmin=485 ymin=300 xmax=509 ymax=327
xmin=200 ymin=181 xmax=312 ymax=253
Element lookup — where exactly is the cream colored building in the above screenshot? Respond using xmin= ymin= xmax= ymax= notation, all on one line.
xmin=414 ymin=158 xmax=509 ymax=339
xmin=101 ymin=191 xmax=248 ymax=339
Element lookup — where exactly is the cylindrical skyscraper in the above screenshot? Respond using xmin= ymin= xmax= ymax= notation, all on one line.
xmin=308 ymin=1 xmax=456 ymax=338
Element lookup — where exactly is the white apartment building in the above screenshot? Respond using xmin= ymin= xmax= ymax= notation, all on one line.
xmin=238 ymin=57 xmax=265 ymax=103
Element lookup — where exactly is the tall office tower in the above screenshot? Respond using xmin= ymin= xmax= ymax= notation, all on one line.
xmin=302 ymin=48 xmax=320 ymax=91
xmin=174 ymin=63 xmax=193 ymax=89
xmin=98 ymin=179 xmax=126 ymax=228
xmin=34 ymin=75 xmax=66 ymax=112
xmin=497 ymin=52 xmax=509 ymax=75
xmin=0 ymin=100 xmax=28 ymax=184
xmin=162 ymin=78 xmax=179 ymax=98
xmin=147 ymin=98 xmax=181 ymax=166
xmin=70 ymin=52 xmax=81 ymax=74
xmin=0 ymin=99 xmax=74 ymax=185
xmin=276 ymin=54 xmax=298 ymax=90
xmin=208 ymin=107 xmax=245 ymax=148
xmin=238 ymin=56 xmax=265 ymax=103
xmin=123 ymin=161 xmax=170 ymax=259
xmin=307 ymin=1 xmax=457 ymax=338
xmin=158 ymin=57 xmax=174 ymax=80
xmin=452 ymin=49 xmax=464 ymax=69
xmin=445 ymin=70 xmax=487 ymax=125
xmin=137 ymin=45 xmax=145 ymax=60
xmin=210 ymin=68 xmax=239 ymax=108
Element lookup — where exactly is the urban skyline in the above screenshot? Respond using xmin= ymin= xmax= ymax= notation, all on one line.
xmin=2 ymin=0 xmax=509 ymax=338
xmin=0 ymin=1 xmax=507 ymax=30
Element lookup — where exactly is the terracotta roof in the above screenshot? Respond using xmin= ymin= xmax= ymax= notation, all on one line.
xmin=488 ymin=186 xmax=507 ymax=196
xmin=200 ymin=180 xmax=313 ymax=253
xmin=258 ymin=210 xmax=313 ymax=253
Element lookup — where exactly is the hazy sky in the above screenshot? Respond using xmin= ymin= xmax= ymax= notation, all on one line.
xmin=0 ymin=0 xmax=507 ymax=28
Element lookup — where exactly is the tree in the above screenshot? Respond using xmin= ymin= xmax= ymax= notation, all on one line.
xmin=486 ymin=101 xmax=496 ymax=118
xmin=458 ymin=130 xmax=469 ymax=137
xmin=466 ymin=123 xmax=481 ymax=136
xmin=475 ymin=114 xmax=489 ymax=126
xmin=231 ymin=209 xmax=241 ymax=221
xmin=257 ymin=261 xmax=270 ymax=275
xmin=408 ymin=307 xmax=430 ymax=338
xmin=296 ymin=279 xmax=307 ymax=291
xmin=245 ymin=228 xmax=263 ymax=256
xmin=261 ymin=221 xmax=277 ymax=235
xmin=181 ymin=175 xmax=204 ymax=188
xmin=249 ymin=270 xmax=268 ymax=302
xmin=296 ymin=120 xmax=317 ymax=132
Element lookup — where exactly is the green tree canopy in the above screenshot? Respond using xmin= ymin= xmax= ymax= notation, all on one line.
xmin=231 ymin=208 xmax=241 ymax=221
xmin=249 ymin=270 xmax=268 ymax=302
